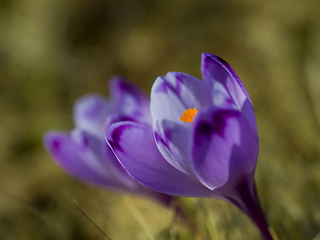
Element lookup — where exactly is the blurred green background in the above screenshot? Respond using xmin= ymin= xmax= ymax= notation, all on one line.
xmin=1 ymin=0 xmax=320 ymax=239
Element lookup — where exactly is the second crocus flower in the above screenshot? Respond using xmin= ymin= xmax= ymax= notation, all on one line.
xmin=43 ymin=76 xmax=172 ymax=205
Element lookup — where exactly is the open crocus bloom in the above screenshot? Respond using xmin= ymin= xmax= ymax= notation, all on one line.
xmin=106 ymin=53 xmax=273 ymax=239
xmin=43 ymin=76 xmax=172 ymax=205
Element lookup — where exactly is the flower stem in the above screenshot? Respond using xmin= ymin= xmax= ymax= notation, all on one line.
xmin=234 ymin=180 xmax=274 ymax=240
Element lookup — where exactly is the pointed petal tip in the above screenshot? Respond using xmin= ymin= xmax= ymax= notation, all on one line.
xmin=108 ymin=75 xmax=130 ymax=88
xmin=201 ymin=52 xmax=216 ymax=59
xmin=201 ymin=52 xmax=227 ymax=67
xmin=201 ymin=52 xmax=254 ymax=110
xmin=73 ymin=94 xmax=108 ymax=112
xmin=108 ymin=75 xmax=145 ymax=95
xmin=109 ymin=75 xmax=133 ymax=94
xmin=108 ymin=75 xmax=150 ymax=116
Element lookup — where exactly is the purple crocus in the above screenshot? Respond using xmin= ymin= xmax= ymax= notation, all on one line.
xmin=43 ymin=76 xmax=172 ymax=205
xmin=106 ymin=53 xmax=273 ymax=239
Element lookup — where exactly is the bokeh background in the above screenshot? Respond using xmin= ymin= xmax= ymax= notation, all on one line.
xmin=1 ymin=0 xmax=320 ymax=239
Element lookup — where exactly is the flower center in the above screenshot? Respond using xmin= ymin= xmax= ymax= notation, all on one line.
xmin=180 ymin=108 xmax=197 ymax=123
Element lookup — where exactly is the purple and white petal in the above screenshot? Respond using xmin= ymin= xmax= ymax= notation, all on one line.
xmin=211 ymin=79 xmax=239 ymax=110
xmin=153 ymin=119 xmax=195 ymax=176
xmin=106 ymin=122 xmax=222 ymax=198
xmin=150 ymin=72 xmax=211 ymax=124
xmin=191 ymin=107 xmax=258 ymax=192
xmin=109 ymin=76 xmax=151 ymax=123
xmin=201 ymin=53 xmax=257 ymax=130
xmin=43 ymin=131 xmax=127 ymax=190
xmin=201 ymin=53 xmax=252 ymax=107
xmin=73 ymin=94 xmax=111 ymax=137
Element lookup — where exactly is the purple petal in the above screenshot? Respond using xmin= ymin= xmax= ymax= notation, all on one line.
xmin=201 ymin=53 xmax=257 ymax=130
xmin=72 ymin=130 xmax=126 ymax=178
xmin=43 ymin=131 xmax=127 ymax=190
xmin=73 ymin=94 xmax=111 ymax=137
xmin=150 ymin=72 xmax=211 ymax=124
xmin=191 ymin=107 xmax=259 ymax=192
xmin=44 ymin=132 xmax=176 ymax=201
xmin=153 ymin=119 xmax=194 ymax=175
xmin=106 ymin=122 xmax=221 ymax=198
xmin=109 ymin=76 xmax=151 ymax=123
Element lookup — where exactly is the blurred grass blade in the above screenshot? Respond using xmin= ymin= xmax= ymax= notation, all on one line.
xmin=313 ymin=232 xmax=320 ymax=240
xmin=268 ymin=227 xmax=279 ymax=240
xmin=124 ymin=195 xmax=156 ymax=240
xmin=64 ymin=188 xmax=112 ymax=240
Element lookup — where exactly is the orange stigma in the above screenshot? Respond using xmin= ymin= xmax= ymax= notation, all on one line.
xmin=180 ymin=108 xmax=197 ymax=123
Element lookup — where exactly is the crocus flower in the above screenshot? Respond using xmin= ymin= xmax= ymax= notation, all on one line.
xmin=43 ymin=76 xmax=172 ymax=205
xmin=106 ymin=53 xmax=273 ymax=239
